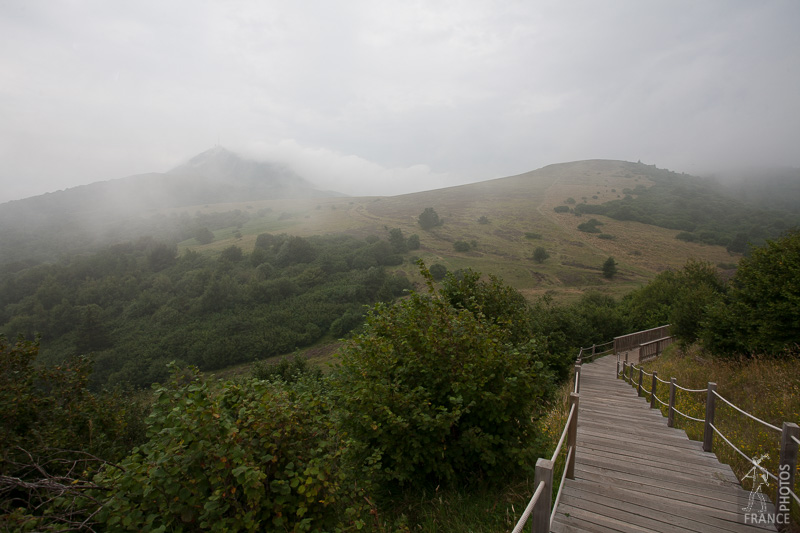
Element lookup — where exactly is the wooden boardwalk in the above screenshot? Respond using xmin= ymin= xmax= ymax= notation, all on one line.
xmin=550 ymin=354 xmax=778 ymax=533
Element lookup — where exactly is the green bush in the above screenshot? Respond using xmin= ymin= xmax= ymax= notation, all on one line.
xmin=703 ymin=230 xmax=800 ymax=355
xmin=453 ymin=240 xmax=471 ymax=252
xmin=553 ymin=205 xmax=570 ymax=213
xmin=334 ymin=264 xmax=550 ymax=487
xmin=532 ymin=247 xmax=549 ymax=264
xmin=96 ymin=367 xmax=369 ymax=532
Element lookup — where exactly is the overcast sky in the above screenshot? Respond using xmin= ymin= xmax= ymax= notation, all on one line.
xmin=1 ymin=1 xmax=798 ymax=204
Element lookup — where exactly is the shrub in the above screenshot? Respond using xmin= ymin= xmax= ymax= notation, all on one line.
xmin=602 ymin=257 xmax=617 ymax=279
xmin=429 ymin=263 xmax=447 ymax=281
xmin=478 ymin=216 xmax=490 ymax=224
xmin=418 ymin=208 xmax=442 ymax=230
xmin=406 ymin=234 xmax=420 ymax=250
xmin=578 ymin=219 xmax=603 ymax=233
xmin=553 ymin=205 xmax=570 ymax=213
xmin=532 ymin=247 xmax=549 ymax=263
xmin=453 ymin=240 xmax=471 ymax=252
xmin=334 ymin=264 xmax=550 ymax=487
xmin=96 ymin=367 xmax=369 ymax=532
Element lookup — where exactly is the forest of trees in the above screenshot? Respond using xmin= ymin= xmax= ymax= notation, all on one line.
xmin=0 ymin=229 xmax=419 ymax=388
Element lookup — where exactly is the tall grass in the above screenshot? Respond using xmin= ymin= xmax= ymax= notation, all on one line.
xmin=630 ymin=345 xmax=800 ymax=527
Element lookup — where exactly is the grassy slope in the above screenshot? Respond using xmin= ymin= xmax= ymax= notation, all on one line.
xmin=174 ymin=159 xmax=737 ymax=302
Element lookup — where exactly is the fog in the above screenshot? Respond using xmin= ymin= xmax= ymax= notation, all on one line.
xmin=1 ymin=1 xmax=798 ymax=204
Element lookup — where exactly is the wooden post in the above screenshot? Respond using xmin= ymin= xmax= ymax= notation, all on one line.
xmin=637 ymin=367 xmax=643 ymax=397
xmin=616 ymin=355 xmax=620 ymax=378
xmin=650 ymin=371 xmax=657 ymax=409
xmin=703 ymin=383 xmax=717 ymax=452
xmin=591 ymin=344 xmax=596 ymax=359
xmin=566 ymin=393 xmax=580 ymax=479
xmin=778 ymin=422 xmax=799 ymax=531
xmin=622 ymin=362 xmax=628 ymax=383
xmin=668 ymin=378 xmax=676 ymax=427
xmin=532 ymin=458 xmax=554 ymax=533
xmin=574 ymin=364 xmax=581 ymax=394
xmin=629 ymin=361 xmax=634 ymax=383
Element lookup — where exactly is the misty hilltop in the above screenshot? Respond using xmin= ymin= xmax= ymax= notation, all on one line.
xmin=0 ymin=147 xmax=343 ymax=263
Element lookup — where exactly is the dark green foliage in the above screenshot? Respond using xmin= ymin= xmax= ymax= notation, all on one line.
xmin=96 ymin=368 xmax=370 ymax=532
xmin=406 ymin=233 xmax=420 ymax=250
xmin=703 ymin=230 xmax=800 ymax=355
xmin=334 ymin=264 xmax=551 ymax=487
xmin=478 ymin=215 xmax=490 ymax=224
xmin=0 ymin=336 xmax=146 ymax=530
xmin=429 ymin=263 xmax=447 ymax=281
xmin=252 ymin=354 xmax=323 ymax=383
xmin=194 ymin=226 xmax=215 ymax=244
xmin=388 ymin=228 xmax=408 ymax=254
xmin=597 ymin=233 xmax=615 ymax=240
xmin=565 ymin=197 xmax=576 ymax=205
xmin=219 ymin=245 xmax=244 ymax=263
xmin=0 ymin=233 xmax=415 ymax=389
xmin=578 ymin=218 xmax=603 ymax=233
xmin=146 ymin=243 xmax=177 ymax=272
xmin=553 ymin=205 xmax=570 ymax=213
xmin=602 ymin=257 xmax=617 ymax=279
xmin=532 ymin=247 xmax=549 ymax=263
xmin=620 ymin=260 xmax=724 ymax=344
xmin=453 ymin=240 xmax=471 ymax=252
xmin=574 ymin=162 xmax=800 ymax=250
xmin=417 ymin=207 xmax=442 ymax=230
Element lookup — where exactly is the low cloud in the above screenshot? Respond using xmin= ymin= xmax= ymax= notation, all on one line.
xmin=242 ymin=140 xmax=464 ymax=197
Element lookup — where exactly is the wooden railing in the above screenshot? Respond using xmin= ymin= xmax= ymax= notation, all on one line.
xmin=511 ymin=345 xmax=597 ymax=533
xmin=620 ymin=351 xmax=800 ymax=530
xmin=639 ymin=336 xmax=673 ymax=361
xmin=613 ymin=325 xmax=670 ymax=354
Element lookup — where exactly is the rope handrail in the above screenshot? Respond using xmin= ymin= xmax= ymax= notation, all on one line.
xmin=712 ymin=390 xmax=781 ymax=433
xmin=550 ymin=404 xmax=576 ymax=463
xmin=672 ymin=405 xmax=705 ymax=424
xmin=793 ymin=435 xmax=800 ymax=447
xmin=791 ymin=487 xmax=800 ymax=507
xmin=655 ymin=375 xmax=670 ymax=384
xmin=510 ymin=480 xmax=546 ymax=533
xmin=639 ymin=368 xmax=653 ymax=377
xmin=550 ymin=446 xmax=574 ymax=528
xmin=673 ymin=383 xmax=708 ymax=393
xmin=653 ymin=394 xmax=668 ymax=407
xmin=710 ymin=423 xmax=778 ymax=482
xmin=640 ymin=384 xmax=651 ymax=395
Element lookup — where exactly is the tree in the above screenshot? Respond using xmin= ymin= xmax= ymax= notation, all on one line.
xmin=429 ymin=263 xmax=447 ymax=281
xmin=194 ymin=227 xmax=214 ymax=245
xmin=219 ymin=245 xmax=244 ymax=263
xmin=453 ymin=240 xmax=470 ymax=252
xmin=335 ymin=263 xmax=550 ymax=486
xmin=417 ymin=207 xmax=442 ymax=230
xmin=703 ymin=230 xmax=800 ymax=355
xmin=406 ymin=233 xmax=420 ymax=250
xmin=602 ymin=257 xmax=617 ymax=279
xmin=533 ymin=246 xmax=549 ymax=263
xmin=388 ymin=228 xmax=408 ymax=253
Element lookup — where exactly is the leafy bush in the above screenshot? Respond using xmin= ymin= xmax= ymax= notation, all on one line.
xmin=597 ymin=233 xmax=615 ymax=240
xmin=429 ymin=263 xmax=447 ymax=281
xmin=453 ymin=240 xmax=471 ymax=252
xmin=532 ymin=247 xmax=549 ymax=264
xmin=478 ymin=216 xmax=490 ymax=224
xmin=703 ymin=230 xmax=800 ymax=355
xmin=252 ymin=354 xmax=323 ymax=383
xmin=97 ymin=368 xmax=370 ymax=532
xmin=602 ymin=257 xmax=617 ymax=279
xmin=334 ymin=264 xmax=550 ymax=487
xmin=578 ymin=219 xmax=603 ymax=233
xmin=417 ymin=208 xmax=442 ymax=230
xmin=553 ymin=205 xmax=570 ymax=213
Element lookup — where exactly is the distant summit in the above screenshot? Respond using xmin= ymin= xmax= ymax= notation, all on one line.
xmin=0 ymin=147 xmax=343 ymax=262
xmin=167 ymin=146 xmax=323 ymax=200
